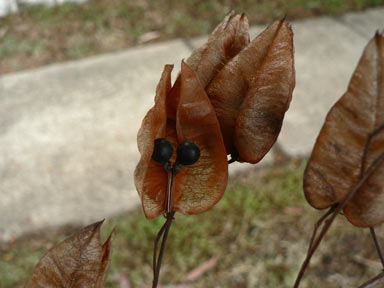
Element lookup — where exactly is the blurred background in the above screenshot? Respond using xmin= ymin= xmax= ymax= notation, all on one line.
xmin=1 ymin=0 xmax=384 ymax=287
xmin=0 ymin=0 xmax=383 ymax=74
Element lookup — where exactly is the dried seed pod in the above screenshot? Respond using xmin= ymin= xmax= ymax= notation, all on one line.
xmin=134 ymin=63 xmax=228 ymax=219
xmin=135 ymin=13 xmax=296 ymax=218
xmin=167 ymin=12 xmax=250 ymax=120
xmin=304 ymin=32 xmax=384 ymax=227
xmin=206 ymin=19 xmax=295 ymax=163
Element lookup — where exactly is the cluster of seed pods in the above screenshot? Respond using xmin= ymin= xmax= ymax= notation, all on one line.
xmin=134 ymin=11 xmax=384 ymax=288
xmin=134 ymin=12 xmax=295 ymax=219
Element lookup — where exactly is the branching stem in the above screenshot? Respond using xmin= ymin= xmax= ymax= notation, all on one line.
xmin=307 ymin=206 xmax=335 ymax=254
xmin=293 ymin=152 xmax=384 ymax=288
xmin=152 ymin=211 xmax=176 ymax=288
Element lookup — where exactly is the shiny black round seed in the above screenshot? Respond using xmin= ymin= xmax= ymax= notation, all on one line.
xmin=177 ymin=141 xmax=200 ymax=166
xmin=152 ymin=138 xmax=173 ymax=164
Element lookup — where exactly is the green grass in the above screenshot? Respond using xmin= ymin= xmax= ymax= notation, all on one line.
xmin=0 ymin=0 xmax=383 ymax=74
xmin=1 ymin=158 xmax=383 ymax=287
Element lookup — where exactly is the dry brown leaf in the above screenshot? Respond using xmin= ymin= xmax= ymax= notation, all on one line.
xmin=186 ymin=11 xmax=250 ymax=89
xmin=206 ymin=19 xmax=295 ymax=163
xmin=167 ymin=12 xmax=250 ymax=119
xmin=304 ymin=32 xmax=384 ymax=227
xmin=134 ymin=62 xmax=228 ymax=219
xmin=134 ymin=65 xmax=173 ymax=218
xmin=25 ymin=221 xmax=114 ymax=288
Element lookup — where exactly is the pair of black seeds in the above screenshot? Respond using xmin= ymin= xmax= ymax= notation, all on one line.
xmin=152 ymin=138 xmax=200 ymax=166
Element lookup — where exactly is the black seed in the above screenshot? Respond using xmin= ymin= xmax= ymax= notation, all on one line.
xmin=177 ymin=141 xmax=200 ymax=166
xmin=152 ymin=138 xmax=173 ymax=164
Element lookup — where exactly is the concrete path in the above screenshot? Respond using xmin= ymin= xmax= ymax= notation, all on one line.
xmin=0 ymin=8 xmax=383 ymax=242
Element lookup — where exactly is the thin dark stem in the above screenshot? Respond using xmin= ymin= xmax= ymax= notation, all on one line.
xmin=156 ymin=212 xmax=175 ymax=277
xmin=293 ymin=152 xmax=384 ymax=288
xmin=370 ymin=227 xmax=384 ymax=268
xmin=166 ymin=171 xmax=176 ymax=213
xmin=153 ymin=219 xmax=168 ymax=284
xmin=152 ymin=211 xmax=176 ymax=288
xmin=307 ymin=206 xmax=335 ymax=254
xmin=358 ymin=271 xmax=384 ymax=288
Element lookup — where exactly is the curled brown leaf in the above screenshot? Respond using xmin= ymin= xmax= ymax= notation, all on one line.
xmin=206 ymin=18 xmax=295 ymax=163
xmin=304 ymin=32 xmax=384 ymax=227
xmin=186 ymin=11 xmax=250 ymax=89
xmin=25 ymin=221 xmax=114 ymax=288
xmin=134 ymin=62 xmax=228 ymax=219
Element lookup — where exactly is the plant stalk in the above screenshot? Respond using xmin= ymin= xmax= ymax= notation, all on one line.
xmin=293 ymin=152 xmax=384 ymax=288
